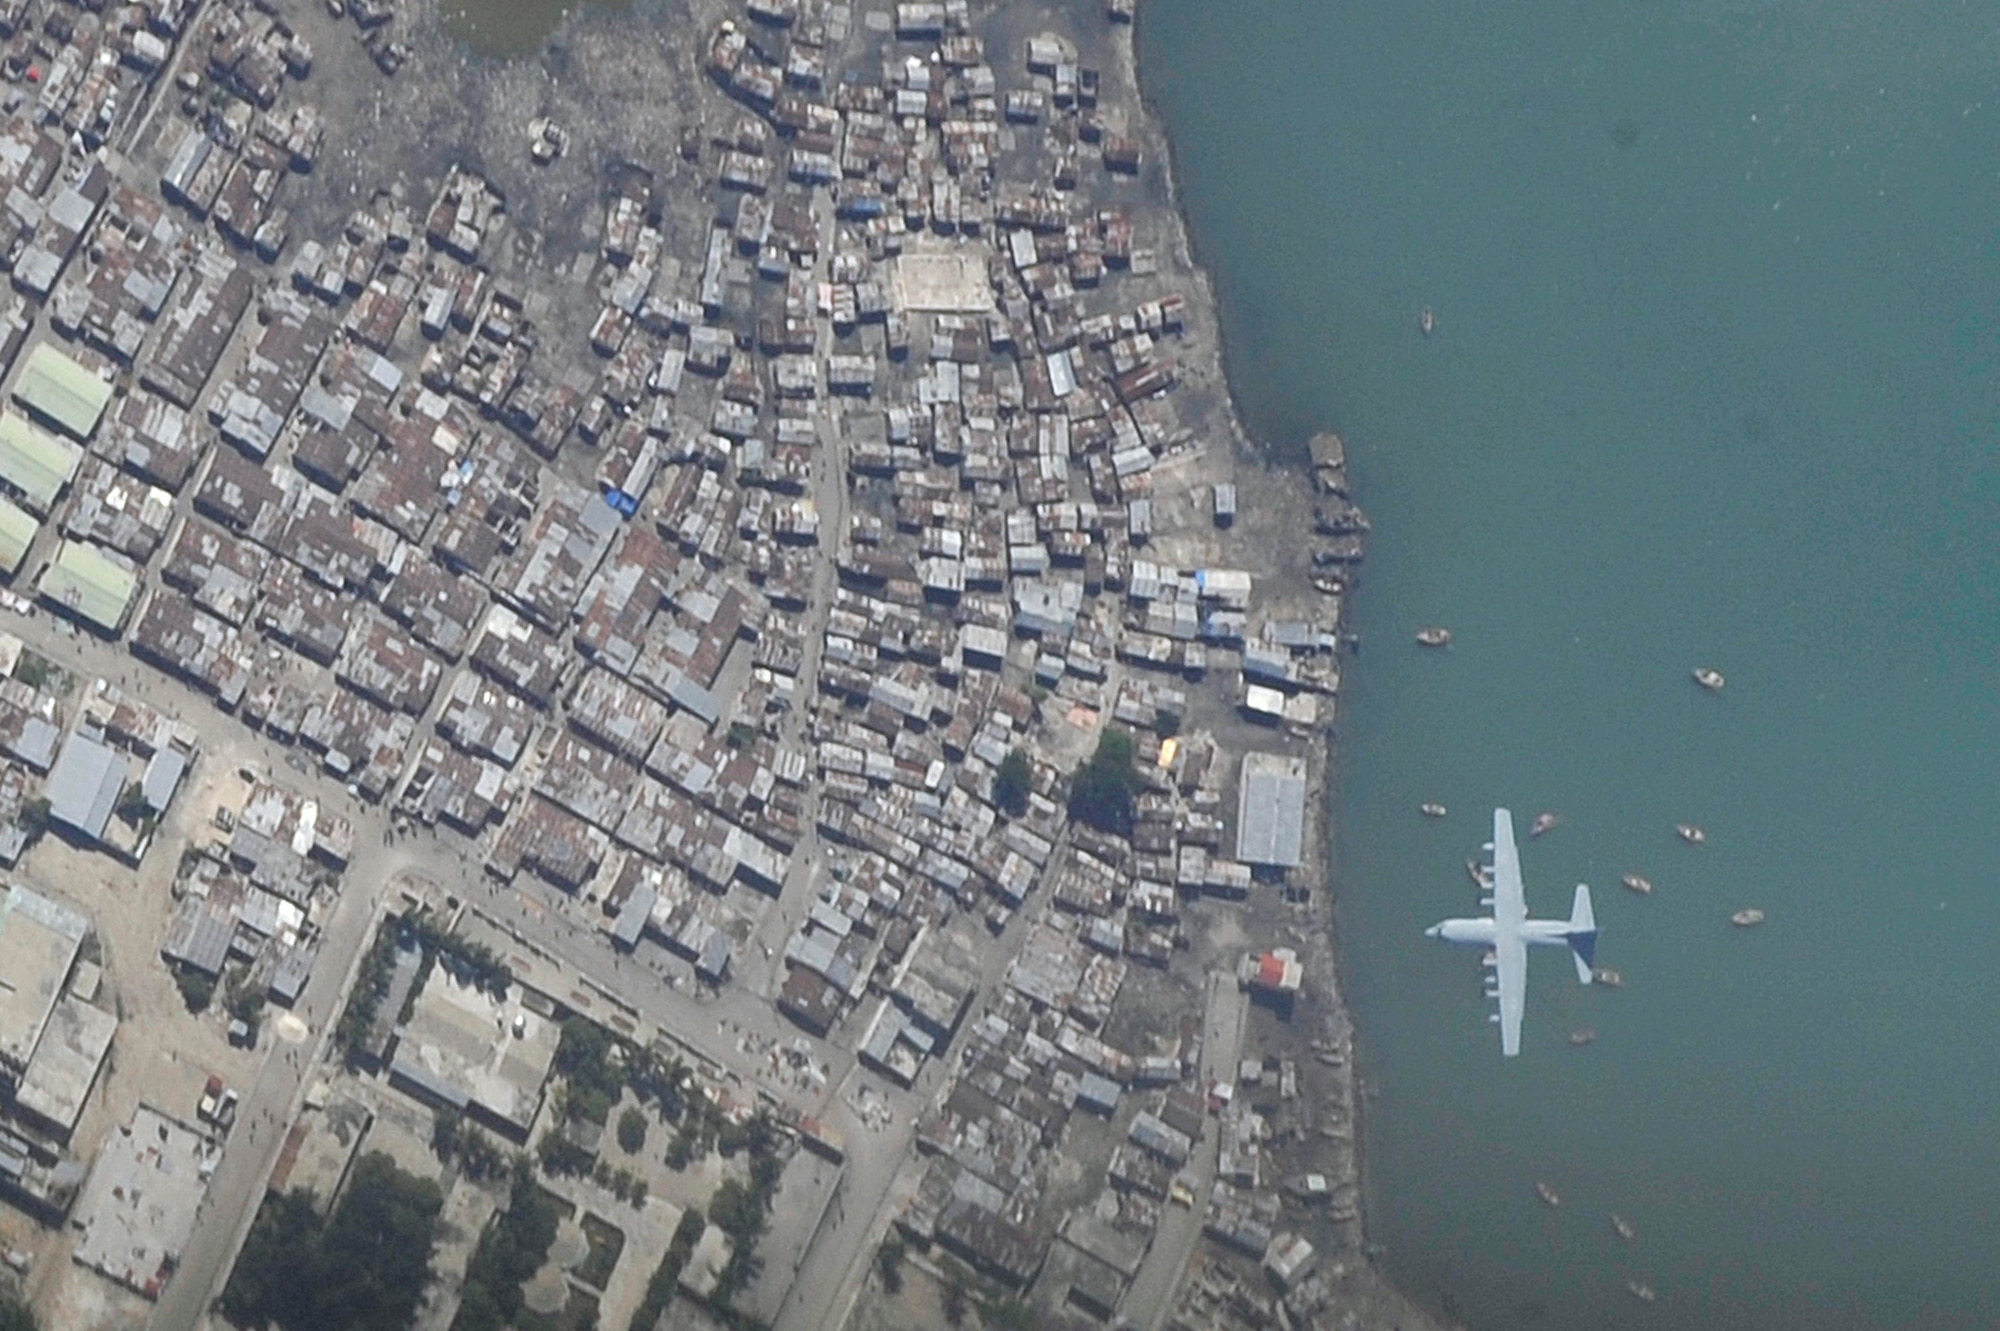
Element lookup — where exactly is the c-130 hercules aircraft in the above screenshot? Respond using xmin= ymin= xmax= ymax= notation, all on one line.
xmin=1426 ymin=808 xmax=1597 ymax=1056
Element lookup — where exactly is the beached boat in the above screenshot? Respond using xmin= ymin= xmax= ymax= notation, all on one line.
xmin=1693 ymin=666 xmax=1725 ymax=692
xmin=1415 ymin=626 xmax=1452 ymax=647
xmin=1419 ymin=307 xmax=1436 ymax=337
xmin=1628 ymin=1282 xmax=1658 ymax=1304
xmin=1592 ymin=966 xmax=1624 ymax=988
xmin=1611 ymin=1214 xmax=1637 ymax=1242
xmin=1731 ymin=908 xmax=1766 ymax=927
xmin=1534 ymin=1181 xmax=1561 ymax=1208
xmin=1530 ymin=811 xmax=1560 ymax=837
xmin=1568 ymin=1029 xmax=1597 ymax=1047
xmin=1420 ymin=802 xmax=1447 ymax=818
xmin=1621 ymin=873 xmax=1653 ymax=896
xmin=1675 ymin=823 xmax=1707 ymax=845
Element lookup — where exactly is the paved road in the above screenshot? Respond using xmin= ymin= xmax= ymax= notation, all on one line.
xmin=1117 ymin=972 xmax=1250 ymax=1330
xmin=0 ymin=604 xmax=394 ymax=1331
xmin=771 ymin=829 xmax=1080 ymax=1331
xmin=149 ymin=851 xmax=392 ymax=1331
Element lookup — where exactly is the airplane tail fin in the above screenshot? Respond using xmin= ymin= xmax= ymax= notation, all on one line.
xmin=1567 ymin=883 xmax=1597 ymax=983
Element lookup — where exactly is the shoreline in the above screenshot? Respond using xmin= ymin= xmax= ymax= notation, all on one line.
xmin=1109 ymin=7 xmax=1457 ymax=1328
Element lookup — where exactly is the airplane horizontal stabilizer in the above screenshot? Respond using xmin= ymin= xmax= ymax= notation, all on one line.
xmin=1568 ymin=883 xmax=1597 ymax=983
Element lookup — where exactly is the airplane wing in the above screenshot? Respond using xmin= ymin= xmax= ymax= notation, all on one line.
xmin=1496 ymin=932 xmax=1526 ymax=1057
xmin=1491 ymin=808 xmax=1526 ymax=927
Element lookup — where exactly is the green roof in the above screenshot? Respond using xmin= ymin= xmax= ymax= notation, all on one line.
xmin=13 ymin=343 xmax=112 ymax=441
xmin=0 ymin=497 xmax=36 ymax=575
xmin=38 ymin=540 xmax=137 ymax=632
xmin=0 ymin=411 xmax=81 ymax=515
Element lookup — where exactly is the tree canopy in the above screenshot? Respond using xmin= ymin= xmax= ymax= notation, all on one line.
xmin=0 ymin=1291 xmax=39 ymax=1331
xmin=993 ymin=749 xmax=1032 ymax=816
xmin=1067 ymin=728 xmax=1140 ymax=835
xmin=451 ymin=1163 xmax=559 ymax=1331
xmin=221 ymin=1153 xmax=444 ymax=1331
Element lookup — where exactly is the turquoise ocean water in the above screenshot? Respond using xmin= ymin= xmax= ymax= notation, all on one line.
xmin=1139 ymin=3 xmax=2000 ymax=1329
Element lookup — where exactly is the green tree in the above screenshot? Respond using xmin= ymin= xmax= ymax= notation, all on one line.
xmin=221 ymin=1153 xmax=443 ymax=1331
xmin=0 ymin=1292 xmax=37 ymax=1331
xmin=16 ymin=795 xmax=50 ymax=841
xmin=875 ymin=1236 xmax=905 ymax=1294
xmin=174 ymin=966 xmax=216 ymax=1014
xmin=616 ymin=1106 xmax=648 ymax=1154
xmin=224 ymin=967 xmax=266 ymax=1028
xmin=556 ymin=1017 xmax=624 ymax=1105
xmin=942 ymin=1279 xmax=969 ymax=1327
xmin=452 ymin=1163 xmax=558 ymax=1331
xmin=11 ymin=651 xmax=53 ymax=690
xmin=115 ymin=781 xmax=151 ymax=823
xmin=993 ymin=748 xmax=1032 ymax=816
xmin=431 ymin=1107 xmax=465 ymax=1161
xmin=1067 ymin=728 xmax=1139 ymax=835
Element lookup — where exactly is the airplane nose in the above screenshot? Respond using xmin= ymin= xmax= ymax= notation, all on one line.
xmin=1423 ymin=924 xmax=1441 ymax=938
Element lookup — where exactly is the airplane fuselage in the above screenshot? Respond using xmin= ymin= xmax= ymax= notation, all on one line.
xmin=1427 ymin=918 xmax=1580 ymax=948
xmin=1423 ymin=808 xmax=1598 ymax=1055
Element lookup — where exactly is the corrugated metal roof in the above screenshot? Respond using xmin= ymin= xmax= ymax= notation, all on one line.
xmin=45 ymin=731 xmax=123 ymax=840
xmin=13 ymin=344 xmax=112 ymax=440
xmin=38 ymin=541 xmax=137 ymax=631
xmin=0 ymin=496 xmax=36 ymax=572
xmin=0 ymin=411 xmax=81 ymax=514
xmin=1236 ymin=751 xmax=1307 ymax=869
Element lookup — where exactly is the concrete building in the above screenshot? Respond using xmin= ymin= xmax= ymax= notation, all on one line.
xmin=1235 ymin=751 xmax=1307 ymax=871
xmin=14 ymin=991 xmax=115 ymax=1137
xmin=0 ymin=883 xmax=87 ymax=1083
xmin=70 ymin=1104 xmax=220 ymax=1299
xmin=387 ymin=964 xmax=559 ymax=1139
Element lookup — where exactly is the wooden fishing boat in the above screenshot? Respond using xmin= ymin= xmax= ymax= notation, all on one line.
xmin=1530 ymin=811 xmax=1560 ymax=837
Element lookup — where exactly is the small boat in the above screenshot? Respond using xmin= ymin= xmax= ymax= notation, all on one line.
xmin=1419 ymin=307 xmax=1436 ymax=337
xmin=1420 ymin=802 xmax=1448 ymax=818
xmin=1534 ymin=1181 xmax=1561 ymax=1208
xmin=1568 ymin=1028 xmax=1597 ymax=1047
xmin=1621 ymin=873 xmax=1653 ymax=896
xmin=1675 ymin=823 xmax=1707 ymax=845
xmin=1731 ymin=908 xmax=1766 ymax=927
xmin=1415 ymin=626 xmax=1452 ymax=647
xmin=1465 ymin=857 xmax=1492 ymax=889
xmin=1692 ymin=667 xmax=1725 ymax=692
xmin=1592 ymin=966 xmax=1624 ymax=988
xmin=1611 ymin=1214 xmax=1637 ymax=1242
xmin=1530 ymin=811 xmax=1560 ymax=837
xmin=1628 ymin=1281 xmax=1657 ymax=1304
